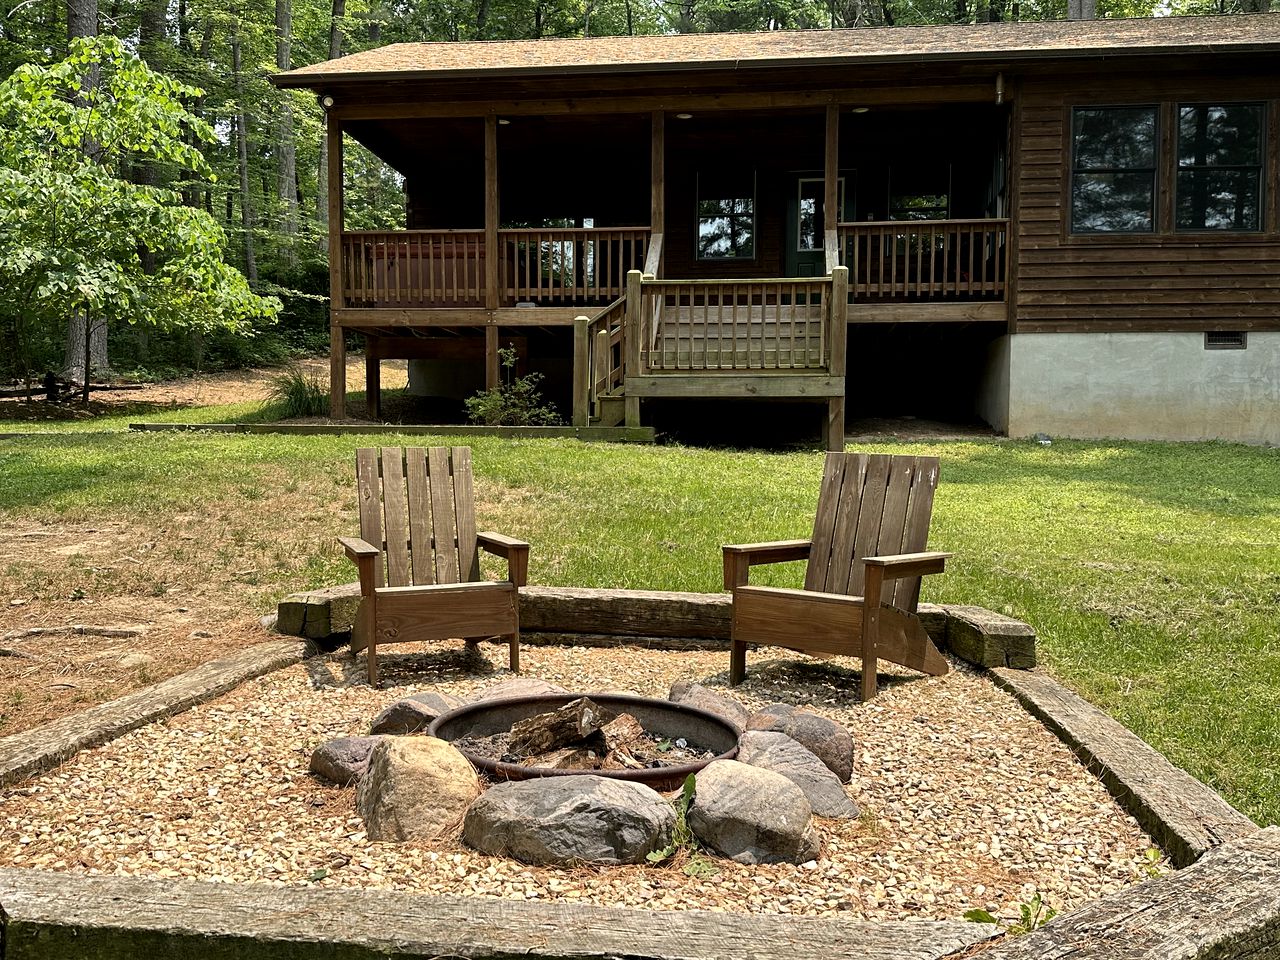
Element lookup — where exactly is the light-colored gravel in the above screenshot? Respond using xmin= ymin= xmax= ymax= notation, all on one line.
xmin=0 ymin=642 xmax=1166 ymax=922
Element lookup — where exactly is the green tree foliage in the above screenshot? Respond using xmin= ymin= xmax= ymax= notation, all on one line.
xmin=0 ymin=36 xmax=279 ymax=387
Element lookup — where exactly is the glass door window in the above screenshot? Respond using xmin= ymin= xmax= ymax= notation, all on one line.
xmin=797 ymin=178 xmax=846 ymax=251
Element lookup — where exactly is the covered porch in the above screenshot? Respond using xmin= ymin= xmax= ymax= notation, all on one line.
xmin=325 ymin=99 xmax=1012 ymax=447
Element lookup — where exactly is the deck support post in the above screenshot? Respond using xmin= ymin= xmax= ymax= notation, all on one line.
xmin=826 ymin=266 xmax=848 ymax=451
xmin=624 ymin=269 xmax=644 ymax=427
xmin=572 ymin=315 xmax=590 ymax=427
xmin=364 ymin=336 xmax=381 ymax=421
xmin=485 ymin=325 xmax=500 ymax=390
xmin=326 ymin=111 xmax=345 ymax=419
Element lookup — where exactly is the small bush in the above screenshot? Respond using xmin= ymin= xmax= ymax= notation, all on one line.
xmin=464 ymin=347 xmax=562 ymax=426
xmin=264 ymin=367 xmax=327 ymax=419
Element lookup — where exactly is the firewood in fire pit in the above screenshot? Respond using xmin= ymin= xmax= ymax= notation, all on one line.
xmin=507 ymin=698 xmax=616 ymax=756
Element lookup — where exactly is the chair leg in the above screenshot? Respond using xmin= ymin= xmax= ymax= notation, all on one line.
xmin=729 ymin=639 xmax=747 ymax=686
xmin=861 ymin=570 xmax=884 ymax=702
xmin=507 ymin=633 xmax=520 ymax=673
xmin=367 ymin=638 xmax=378 ymax=688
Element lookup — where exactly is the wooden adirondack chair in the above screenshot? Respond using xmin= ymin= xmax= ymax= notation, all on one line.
xmin=339 ymin=447 xmax=529 ymax=686
xmin=723 ymin=452 xmax=951 ymax=701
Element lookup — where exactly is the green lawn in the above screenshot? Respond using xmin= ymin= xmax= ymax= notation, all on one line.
xmin=2 ymin=421 xmax=1277 ymax=826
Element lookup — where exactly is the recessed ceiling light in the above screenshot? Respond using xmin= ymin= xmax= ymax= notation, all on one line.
xmin=497 ymin=118 xmax=511 ymax=125
xmin=850 ymin=106 xmax=870 ymax=114
xmin=675 ymin=113 xmax=693 ymax=120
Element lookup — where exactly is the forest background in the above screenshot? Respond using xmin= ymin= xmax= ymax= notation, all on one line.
xmin=0 ymin=0 xmax=1270 ymax=388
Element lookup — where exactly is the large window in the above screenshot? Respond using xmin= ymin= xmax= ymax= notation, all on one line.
xmin=697 ymin=171 xmax=755 ymax=260
xmin=1071 ymin=106 xmax=1158 ymax=233
xmin=1176 ymin=103 xmax=1264 ymax=232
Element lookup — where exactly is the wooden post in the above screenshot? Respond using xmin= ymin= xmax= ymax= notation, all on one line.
xmin=484 ymin=115 xmax=499 ymax=312
xmin=651 ymin=111 xmax=665 ymax=238
xmin=824 ymin=104 xmax=839 ymax=263
xmin=624 ymin=269 xmax=643 ymax=427
xmin=485 ymin=325 xmax=500 ymax=390
xmin=326 ymin=112 xmax=346 ymax=419
xmin=364 ymin=335 xmax=381 ymax=421
xmin=1005 ymin=86 xmax=1022 ymax=336
xmin=572 ymin=315 xmax=590 ymax=427
xmin=826 ymin=266 xmax=848 ymax=452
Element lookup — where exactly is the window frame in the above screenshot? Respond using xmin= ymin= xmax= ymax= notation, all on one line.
xmin=1068 ymin=104 xmax=1161 ymax=236
xmin=695 ymin=170 xmax=757 ymax=262
xmin=1173 ymin=101 xmax=1266 ymax=234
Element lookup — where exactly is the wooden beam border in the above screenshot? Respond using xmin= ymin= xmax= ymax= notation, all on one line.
xmin=0 ymin=868 xmax=988 ymax=960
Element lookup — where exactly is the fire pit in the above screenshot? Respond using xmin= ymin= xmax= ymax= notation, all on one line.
xmin=428 ymin=693 xmax=740 ymax=791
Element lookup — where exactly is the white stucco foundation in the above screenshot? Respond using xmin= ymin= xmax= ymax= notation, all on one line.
xmin=992 ymin=332 xmax=1279 ymax=445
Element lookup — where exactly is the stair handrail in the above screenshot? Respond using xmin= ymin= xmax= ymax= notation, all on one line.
xmin=572 ymin=295 xmax=627 ymax=426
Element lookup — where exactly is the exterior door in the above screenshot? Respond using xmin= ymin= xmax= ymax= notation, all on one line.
xmin=786 ymin=176 xmax=848 ymax=277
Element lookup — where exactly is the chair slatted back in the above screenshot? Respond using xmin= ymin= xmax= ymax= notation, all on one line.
xmin=804 ymin=452 xmax=940 ymax=610
xmin=355 ymin=446 xmax=481 ymax=588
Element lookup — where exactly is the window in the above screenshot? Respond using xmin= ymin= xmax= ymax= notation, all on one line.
xmin=796 ymin=178 xmax=845 ymax=251
xmin=697 ymin=171 xmax=755 ymax=260
xmin=1176 ymin=104 xmax=1264 ymax=232
xmin=1071 ymin=106 xmax=1158 ymax=233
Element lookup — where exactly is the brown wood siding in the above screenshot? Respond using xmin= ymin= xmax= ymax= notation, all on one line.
xmin=1013 ymin=73 xmax=1280 ymax=333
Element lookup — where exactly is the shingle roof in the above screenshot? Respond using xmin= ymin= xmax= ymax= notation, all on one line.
xmin=273 ymin=14 xmax=1279 ymax=87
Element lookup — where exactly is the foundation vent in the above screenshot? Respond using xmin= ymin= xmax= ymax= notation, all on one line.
xmin=1204 ymin=331 xmax=1247 ymax=350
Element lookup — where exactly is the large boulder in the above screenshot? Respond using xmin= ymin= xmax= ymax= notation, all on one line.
xmin=669 ymin=680 xmax=749 ymax=731
xmin=356 ymin=737 xmax=480 ymax=842
xmin=310 ymin=735 xmax=384 ymax=786
xmin=736 ymin=731 xmax=860 ymax=819
xmin=471 ymin=678 xmax=568 ymax=703
xmin=463 ymin=775 xmax=675 ymax=866
xmin=745 ymin=704 xmax=854 ymax=783
xmin=688 ymin=759 xmax=819 ymax=865
xmin=370 ymin=691 xmax=462 ymax=735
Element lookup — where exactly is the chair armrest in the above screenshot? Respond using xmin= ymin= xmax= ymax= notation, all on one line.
xmin=478 ymin=531 xmax=530 ymax=588
xmin=338 ymin=536 xmax=380 ymax=595
xmin=862 ymin=551 xmax=952 ymax=580
xmin=722 ymin=540 xmax=812 ymax=589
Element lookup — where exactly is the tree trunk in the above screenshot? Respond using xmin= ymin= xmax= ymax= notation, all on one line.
xmin=63 ymin=0 xmax=110 ymax=383
xmin=231 ymin=26 xmax=259 ymax=287
xmin=276 ymin=0 xmax=298 ymax=262
xmin=316 ymin=0 xmax=345 ymax=228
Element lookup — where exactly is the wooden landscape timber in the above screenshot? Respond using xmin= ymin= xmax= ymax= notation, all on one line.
xmin=945 ymin=827 xmax=1280 ymax=960
xmin=5 ymin=831 xmax=1280 ymax=958
xmin=128 ymin=423 xmax=656 ymax=441
xmin=0 ymin=637 xmax=318 ymax=789
xmin=990 ymin=667 xmax=1258 ymax=868
xmin=0 ymin=867 xmax=990 ymax=960
xmin=276 ymin=582 xmax=1035 ymax=669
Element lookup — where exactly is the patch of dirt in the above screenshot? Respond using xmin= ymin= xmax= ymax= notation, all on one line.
xmin=845 ymin=417 xmax=1000 ymax=442
xmin=0 ymin=357 xmax=407 ymax=423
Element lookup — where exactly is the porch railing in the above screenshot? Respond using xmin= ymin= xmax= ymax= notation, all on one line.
xmin=637 ymin=278 xmax=833 ymax=372
xmin=341 ymin=229 xmax=486 ymax=308
xmin=501 ymin=227 xmax=650 ymax=304
xmin=340 ymin=227 xmax=650 ymax=309
xmin=837 ymin=218 xmax=1009 ymax=300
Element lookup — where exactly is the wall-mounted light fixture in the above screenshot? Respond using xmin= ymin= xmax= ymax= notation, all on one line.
xmin=319 ymin=94 xmax=336 ymax=111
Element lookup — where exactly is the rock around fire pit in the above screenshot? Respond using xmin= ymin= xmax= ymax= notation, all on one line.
xmin=315 ymin=678 xmax=861 ymax=866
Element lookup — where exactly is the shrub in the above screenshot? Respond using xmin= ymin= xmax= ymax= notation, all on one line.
xmin=264 ymin=367 xmax=327 ymax=419
xmin=464 ymin=347 xmax=562 ymax=427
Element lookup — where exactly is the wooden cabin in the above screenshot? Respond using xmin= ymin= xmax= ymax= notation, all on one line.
xmin=273 ymin=16 xmax=1280 ymax=447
